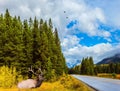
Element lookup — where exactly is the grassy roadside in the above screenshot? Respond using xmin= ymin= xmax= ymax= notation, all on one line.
xmin=97 ymin=73 xmax=120 ymax=79
xmin=0 ymin=75 xmax=93 ymax=91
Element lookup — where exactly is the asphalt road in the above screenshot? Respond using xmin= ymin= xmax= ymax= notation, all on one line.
xmin=72 ymin=75 xmax=120 ymax=91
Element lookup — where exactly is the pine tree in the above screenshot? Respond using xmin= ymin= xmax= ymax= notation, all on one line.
xmin=80 ymin=57 xmax=94 ymax=75
xmin=21 ymin=20 xmax=33 ymax=74
xmin=0 ymin=14 xmax=5 ymax=66
xmin=54 ymin=28 xmax=67 ymax=75
xmin=29 ymin=17 xmax=33 ymax=30
xmin=2 ymin=9 xmax=13 ymax=67
xmin=39 ymin=23 xmax=49 ymax=70
xmin=80 ymin=58 xmax=85 ymax=74
xmin=45 ymin=57 xmax=52 ymax=80
xmin=109 ymin=63 xmax=115 ymax=73
xmin=115 ymin=63 xmax=120 ymax=74
xmin=89 ymin=57 xmax=94 ymax=75
xmin=32 ymin=17 xmax=40 ymax=66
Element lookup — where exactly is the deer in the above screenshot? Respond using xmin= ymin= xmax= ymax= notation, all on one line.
xmin=17 ymin=66 xmax=44 ymax=89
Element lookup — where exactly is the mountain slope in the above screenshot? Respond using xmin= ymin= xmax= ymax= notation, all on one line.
xmin=97 ymin=53 xmax=120 ymax=64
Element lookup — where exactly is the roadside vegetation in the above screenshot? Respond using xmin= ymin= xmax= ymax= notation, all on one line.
xmin=0 ymin=67 xmax=92 ymax=91
xmin=97 ymin=73 xmax=120 ymax=79
xmin=69 ymin=57 xmax=120 ymax=79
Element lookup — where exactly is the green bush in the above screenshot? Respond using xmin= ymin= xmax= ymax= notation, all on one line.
xmin=112 ymin=73 xmax=116 ymax=78
xmin=0 ymin=66 xmax=18 ymax=88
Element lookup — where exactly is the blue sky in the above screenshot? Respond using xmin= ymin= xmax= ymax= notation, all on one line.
xmin=67 ymin=21 xmax=120 ymax=46
xmin=0 ymin=0 xmax=120 ymax=67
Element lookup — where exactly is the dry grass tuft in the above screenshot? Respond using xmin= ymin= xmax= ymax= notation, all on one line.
xmin=116 ymin=74 xmax=120 ymax=79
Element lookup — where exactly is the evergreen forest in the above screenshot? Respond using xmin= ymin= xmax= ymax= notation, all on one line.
xmin=0 ymin=9 xmax=68 ymax=80
xmin=69 ymin=56 xmax=120 ymax=76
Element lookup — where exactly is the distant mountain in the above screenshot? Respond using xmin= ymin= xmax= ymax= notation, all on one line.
xmin=97 ymin=53 xmax=120 ymax=65
xmin=67 ymin=60 xmax=81 ymax=68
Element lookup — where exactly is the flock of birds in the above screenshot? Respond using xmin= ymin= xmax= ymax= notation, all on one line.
xmin=64 ymin=11 xmax=69 ymax=19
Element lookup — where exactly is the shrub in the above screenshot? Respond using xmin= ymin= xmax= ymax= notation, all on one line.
xmin=59 ymin=75 xmax=81 ymax=90
xmin=112 ymin=73 xmax=116 ymax=78
xmin=0 ymin=66 xmax=18 ymax=88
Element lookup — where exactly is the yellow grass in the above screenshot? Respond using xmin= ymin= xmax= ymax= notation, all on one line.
xmin=0 ymin=75 xmax=93 ymax=91
xmin=116 ymin=74 xmax=120 ymax=79
xmin=98 ymin=73 xmax=120 ymax=79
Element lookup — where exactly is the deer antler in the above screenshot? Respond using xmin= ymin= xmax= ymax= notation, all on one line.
xmin=38 ymin=68 xmax=43 ymax=75
xmin=29 ymin=66 xmax=37 ymax=75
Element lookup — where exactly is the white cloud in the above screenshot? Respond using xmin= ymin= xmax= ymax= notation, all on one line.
xmin=63 ymin=40 xmax=120 ymax=64
xmin=0 ymin=0 xmax=109 ymax=38
xmin=61 ymin=35 xmax=81 ymax=50
xmin=0 ymin=0 xmax=120 ymax=66
xmin=34 ymin=8 xmax=41 ymax=17
xmin=84 ymin=0 xmax=120 ymax=27
xmin=98 ymin=30 xmax=111 ymax=37
xmin=62 ymin=0 xmax=110 ymax=38
xmin=19 ymin=5 xmax=31 ymax=14
xmin=77 ymin=7 xmax=108 ymax=37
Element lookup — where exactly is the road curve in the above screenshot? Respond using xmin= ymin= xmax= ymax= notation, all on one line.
xmin=72 ymin=75 xmax=120 ymax=91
